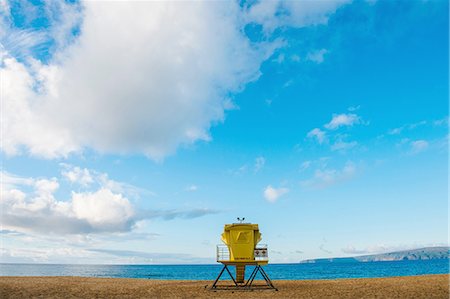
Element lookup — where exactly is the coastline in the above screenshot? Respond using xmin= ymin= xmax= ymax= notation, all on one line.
xmin=1 ymin=274 xmax=448 ymax=298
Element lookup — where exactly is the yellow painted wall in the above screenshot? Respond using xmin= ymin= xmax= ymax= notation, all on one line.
xmin=221 ymin=223 xmax=262 ymax=262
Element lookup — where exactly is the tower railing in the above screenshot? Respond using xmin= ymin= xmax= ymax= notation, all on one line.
xmin=216 ymin=245 xmax=230 ymax=262
xmin=254 ymin=244 xmax=269 ymax=261
xmin=216 ymin=244 xmax=269 ymax=262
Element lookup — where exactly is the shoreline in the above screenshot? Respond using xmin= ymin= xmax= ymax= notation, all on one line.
xmin=1 ymin=274 xmax=448 ymax=298
xmin=0 ymin=272 xmax=450 ymax=286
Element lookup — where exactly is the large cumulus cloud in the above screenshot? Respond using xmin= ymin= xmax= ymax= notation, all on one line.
xmin=2 ymin=1 xmax=347 ymax=159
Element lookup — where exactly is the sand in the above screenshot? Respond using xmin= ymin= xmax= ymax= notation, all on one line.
xmin=0 ymin=274 xmax=448 ymax=298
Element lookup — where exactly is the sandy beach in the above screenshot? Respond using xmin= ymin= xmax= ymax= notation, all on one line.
xmin=0 ymin=274 xmax=448 ymax=298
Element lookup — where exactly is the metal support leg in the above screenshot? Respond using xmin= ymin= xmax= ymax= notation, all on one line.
xmin=210 ymin=264 xmax=277 ymax=291
xmin=210 ymin=265 xmax=238 ymax=289
xmin=210 ymin=265 xmax=227 ymax=289
xmin=246 ymin=266 xmax=259 ymax=288
xmin=244 ymin=266 xmax=258 ymax=287
xmin=258 ymin=266 xmax=278 ymax=290
xmin=224 ymin=265 xmax=238 ymax=286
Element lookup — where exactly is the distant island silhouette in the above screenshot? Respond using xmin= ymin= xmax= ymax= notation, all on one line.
xmin=300 ymin=247 xmax=450 ymax=263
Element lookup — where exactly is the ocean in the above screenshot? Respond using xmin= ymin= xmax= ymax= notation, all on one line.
xmin=0 ymin=260 xmax=448 ymax=280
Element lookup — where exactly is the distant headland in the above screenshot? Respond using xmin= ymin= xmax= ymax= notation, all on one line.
xmin=300 ymin=246 xmax=450 ymax=263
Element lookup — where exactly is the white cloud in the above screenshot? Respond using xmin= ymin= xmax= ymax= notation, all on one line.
xmin=60 ymin=164 xmax=151 ymax=198
xmin=410 ymin=140 xmax=429 ymax=154
xmin=1 ymin=172 xmax=136 ymax=234
xmin=1 ymin=58 xmax=79 ymax=158
xmin=254 ymin=156 xmax=266 ymax=172
xmin=0 ymin=0 xmax=82 ymax=66
xmin=245 ymin=0 xmax=349 ymax=33
xmin=2 ymin=1 xmax=348 ymax=160
xmin=306 ymin=49 xmax=328 ymax=63
xmin=0 ymin=169 xmax=217 ymax=235
xmin=2 ymin=2 xmax=273 ymax=160
xmin=306 ymin=112 xmax=363 ymax=149
xmin=307 ymin=128 xmax=327 ymax=144
xmin=300 ymin=161 xmax=356 ymax=189
xmin=0 ymin=0 xmax=10 ymax=16
xmin=44 ymin=0 xmax=83 ymax=51
xmin=61 ymin=165 xmax=94 ymax=187
xmin=324 ymin=113 xmax=361 ymax=130
xmin=263 ymin=185 xmax=289 ymax=203
xmin=71 ymin=189 xmax=134 ymax=232
xmin=1 ymin=171 xmax=34 ymax=190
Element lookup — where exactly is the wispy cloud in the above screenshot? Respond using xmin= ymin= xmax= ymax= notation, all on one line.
xmin=433 ymin=117 xmax=449 ymax=126
xmin=307 ymin=128 xmax=327 ymax=144
xmin=244 ymin=1 xmax=347 ymax=33
xmin=331 ymin=140 xmax=358 ymax=151
xmin=254 ymin=156 xmax=266 ymax=172
xmin=306 ymin=112 xmax=363 ymax=150
xmin=306 ymin=49 xmax=328 ymax=64
xmin=348 ymin=105 xmax=360 ymax=112
xmin=290 ymin=54 xmax=301 ymax=62
xmin=138 ymin=208 xmax=219 ymax=221
xmin=409 ymin=140 xmax=429 ymax=154
xmin=324 ymin=113 xmax=361 ymax=130
xmin=230 ymin=164 xmax=248 ymax=176
xmin=185 ymin=185 xmax=198 ymax=192
xmin=231 ymin=156 xmax=266 ymax=175
xmin=300 ymin=161 xmax=357 ymax=189
xmin=299 ymin=157 xmax=330 ymax=172
xmin=60 ymin=163 xmax=154 ymax=199
xmin=319 ymin=244 xmax=332 ymax=254
xmin=1 ymin=29 xmax=48 ymax=60
xmin=299 ymin=161 xmax=312 ymax=172
xmin=388 ymin=120 xmax=427 ymax=135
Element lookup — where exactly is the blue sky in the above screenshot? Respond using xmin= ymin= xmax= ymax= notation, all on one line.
xmin=1 ymin=0 xmax=448 ymax=264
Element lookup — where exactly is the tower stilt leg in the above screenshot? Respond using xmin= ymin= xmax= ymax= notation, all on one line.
xmin=210 ymin=264 xmax=277 ymax=291
xmin=210 ymin=265 xmax=238 ymax=289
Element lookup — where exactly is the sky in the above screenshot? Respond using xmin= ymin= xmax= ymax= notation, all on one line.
xmin=0 ymin=0 xmax=448 ymax=264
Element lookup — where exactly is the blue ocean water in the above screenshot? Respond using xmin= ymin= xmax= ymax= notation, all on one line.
xmin=0 ymin=260 xmax=448 ymax=280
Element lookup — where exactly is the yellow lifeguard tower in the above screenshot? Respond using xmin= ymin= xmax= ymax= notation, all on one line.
xmin=210 ymin=218 xmax=277 ymax=290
